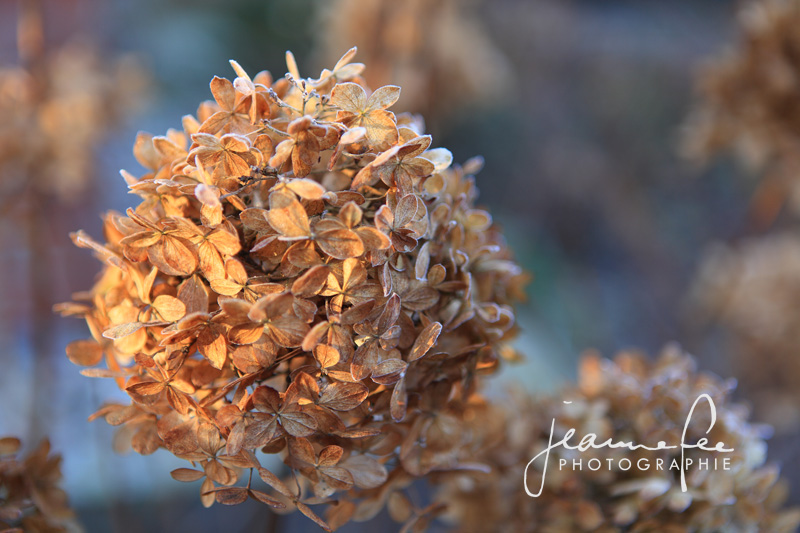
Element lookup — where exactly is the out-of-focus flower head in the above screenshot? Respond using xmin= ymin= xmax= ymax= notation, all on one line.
xmin=314 ymin=0 xmax=514 ymax=126
xmin=689 ymin=233 xmax=800 ymax=431
xmin=436 ymin=345 xmax=800 ymax=532
xmin=684 ymin=0 xmax=800 ymax=216
xmin=56 ymin=48 xmax=527 ymax=531
xmin=0 ymin=437 xmax=81 ymax=532
xmin=0 ymin=41 xmax=146 ymax=203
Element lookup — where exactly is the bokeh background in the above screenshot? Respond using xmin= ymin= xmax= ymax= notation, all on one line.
xmin=1 ymin=0 xmax=797 ymax=531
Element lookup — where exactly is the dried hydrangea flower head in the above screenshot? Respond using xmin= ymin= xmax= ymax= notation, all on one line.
xmin=689 ymin=233 xmax=800 ymax=431
xmin=437 ymin=345 xmax=800 ymax=533
xmin=315 ymin=0 xmax=513 ymax=124
xmin=57 ymin=48 xmax=526 ymax=530
xmin=683 ymin=0 xmax=800 ymax=216
xmin=0 ymin=42 xmax=145 ymax=202
xmin=682 ymin=0 xmax=800 ymax=435
xmin=0 ymin=437 xmax=80 ymax=533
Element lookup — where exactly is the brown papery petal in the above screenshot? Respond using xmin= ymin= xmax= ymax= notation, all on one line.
xmin=292 ymin=265 xmax=330 ymax=297
xmin=330 ymin=82 xmax=368 ymax=114
xmin=102 ymin=322 xmax=145 ymax=340
xmin=266 ymin=189 xmax=311 ymax=238
xmin=152 ymin=295 xmax=186 ymax=322
xmin=319 ymin=382 xmax=368 ymax=411
xmin=316 ymin=228 xmax=364 ymax=260
xmin=66 ymin=339 xmax=104 ymax=366
xmin=390 ymin=376 xmax=407 ymax=422
xmin=287 ymin=178 xmax=326 ymax=200
xmin=280 ymin=411 xmax=317 ymax=437
xmin=408 ymin=322 xmax=442 ymax=362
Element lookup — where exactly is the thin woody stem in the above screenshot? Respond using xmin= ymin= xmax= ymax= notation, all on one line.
xmin=18 ymin=0 xmax=52 ymax=446
xmin=17 ymin=0 xmax=44 ymax=67
xmin=260 ymin=122 xmax=291 ymax=137
xmin=219 ymin=176 xmax=275 ymax=200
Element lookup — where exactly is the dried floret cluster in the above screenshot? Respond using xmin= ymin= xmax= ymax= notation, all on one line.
xmin=690 ymin=234 xmax=800 ymax=431
xmin=315 ymin=0 xmax=513 ymax=123
xmin=57 ymin=48 xmax=525 ymax=530
xmin=683 ymin=0 xmax=800 ymax=214
xmin=0 ymin=437 xmax=80 ymax=533
xmin=0 ymin=42 xmax=144 ymax=202
xmin=435 ymin=346 xmax=800 ymax=533
xmin=683 ymin=0 xmax=800 ymax=434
